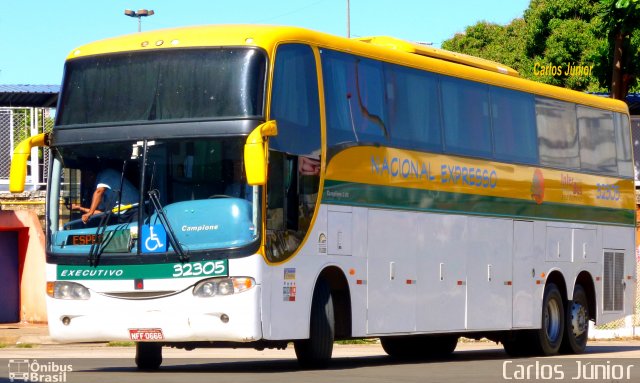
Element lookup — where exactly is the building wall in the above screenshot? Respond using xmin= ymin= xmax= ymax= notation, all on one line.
xmin=0 ymin=210 xmax=47 ymax=323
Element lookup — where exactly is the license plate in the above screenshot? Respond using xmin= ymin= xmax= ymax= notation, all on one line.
xmin=129 ymin=328 xmax=164 ymax=341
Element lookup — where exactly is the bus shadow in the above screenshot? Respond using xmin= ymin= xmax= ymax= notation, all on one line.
xmin=582 ymin=344 xmax=640 ymax=355
xmin=86 ymin=349 xmax=514 ymax=374
xmin=86 ymin=344 xmax=640 ymax=374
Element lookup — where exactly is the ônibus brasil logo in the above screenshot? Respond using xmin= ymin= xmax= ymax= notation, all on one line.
xmin=531 ymin=169 xmax=545 ymax=205
xmin=8 ymin=359 xmax=72 ymax=382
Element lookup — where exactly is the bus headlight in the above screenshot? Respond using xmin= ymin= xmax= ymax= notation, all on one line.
xmin=193 ymin=277 xmax=255 ymax=297
xmin=47 ymin=281 xmax=91 ymax=300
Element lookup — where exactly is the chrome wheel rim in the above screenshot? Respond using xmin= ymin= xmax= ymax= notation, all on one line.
xmin=544 ymin=298 xmax=561 ymax=342
xmin=571 ymin=301 xmax=588 ymax=338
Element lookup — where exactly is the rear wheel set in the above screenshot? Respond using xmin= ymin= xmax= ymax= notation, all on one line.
xmin=503 ymin=283 xmax=589 ymax=357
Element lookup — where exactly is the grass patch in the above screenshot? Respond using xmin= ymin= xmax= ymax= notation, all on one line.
xmin=335 ymin=339 xmax=378 ymax=345
xmin=16 ymin=343 xmax=34 ymax=348
xmin=0 ymin=343 xmax=7 ymax=348
xmin=107 ymin=341 xmax=135 ymax=347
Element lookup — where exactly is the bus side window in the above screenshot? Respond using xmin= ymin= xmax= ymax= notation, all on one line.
xmin=266 ymin=152 xmax=320 ymax=262
xmin=614 ymin=113 xmax=633 ymax=178
xmin=491 ymin=88 xmax=537 ymax=164
xmin=270 ymin=44 xmax=320 ymax=157
xmin=577 ymin=106 xmax=617 ymax=175
xmin=536 ymin=97 xmax=580 ymax=169
xmin=441 ymin=76 xmax=492 ymax=158
xmin=266 ymin=44 xmax=322 ymax=262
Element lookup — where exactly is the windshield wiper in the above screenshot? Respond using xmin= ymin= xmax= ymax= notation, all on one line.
xmin=87 ymin=212 xmax=111 ymax=266
xmin=148 ymin=189 xmax=188 ymax=262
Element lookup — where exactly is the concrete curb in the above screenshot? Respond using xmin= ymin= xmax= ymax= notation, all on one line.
xmin=0 ymin=324 xmax=53 ymax=345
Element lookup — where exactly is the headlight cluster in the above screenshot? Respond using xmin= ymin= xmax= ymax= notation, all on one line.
xmin=47 ymin=281 xmax=91 ymax=300
xmin=193 ymin=277 xmax=255 ymax=297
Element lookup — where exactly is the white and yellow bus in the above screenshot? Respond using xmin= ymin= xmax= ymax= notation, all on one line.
xmin=11 ymin=25 xmax=636 ymax=368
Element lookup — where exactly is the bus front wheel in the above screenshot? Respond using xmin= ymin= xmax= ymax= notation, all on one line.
xmin=135 ymin=342 xmax=162 ymax=370
xmin=294 ymin=279 xmax=335 ymax=368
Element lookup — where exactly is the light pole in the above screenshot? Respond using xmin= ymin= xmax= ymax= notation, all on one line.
xmin=124 ymin=9 xmax=155 ymax=32
xmin=346 ymin=0 xmax=350 ymax=38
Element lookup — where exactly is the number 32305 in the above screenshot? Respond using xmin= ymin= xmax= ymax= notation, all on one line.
xmin=172 ymin=261 xmax=227 ymax=278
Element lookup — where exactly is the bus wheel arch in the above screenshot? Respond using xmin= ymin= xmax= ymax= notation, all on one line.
xmin=317 ymin=266 xmax=352 ymax=339
xmin=294 ymin=266 xmax=351 ymax=368
xmin=573 ymin=271 xmax=596 ymax=321
xmin=545 ymin=270 xmax=568 ymax=302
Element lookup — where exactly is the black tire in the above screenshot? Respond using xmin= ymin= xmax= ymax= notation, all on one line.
xmin=294 ymin=279 xmax=335 ymax=369
xmin=532 ymin=283 xmax=565 ymax=356
xmin=426 ymin=335 xmax=458 ymax=358
xmin=380 ymin=336 xmax=413 ymax=358
xmin=502 ymin=331 xmax=533 ymax=357
xmin=135 ymin=342 xmax=162 ymax=370
xmin=560 ymin=285 xmax=589 ymax=354
xmin=381 ymin=335 xmax=458 ymax=360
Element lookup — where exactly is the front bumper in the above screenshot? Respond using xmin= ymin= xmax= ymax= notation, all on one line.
xmin=47 ymin=285 xmax=262 ymax=343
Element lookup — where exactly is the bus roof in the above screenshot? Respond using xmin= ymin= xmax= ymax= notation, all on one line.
xmin=67 ymin=24 xmax=628 ymax=114
xmin=355 ymin=36 xmax=520 ymax=77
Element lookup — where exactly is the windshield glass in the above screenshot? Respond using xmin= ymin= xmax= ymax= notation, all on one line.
xmin=48 ymin=137 xmax=260 ymax=259
xmin=57 ymin=48 xmax=266 ymax=126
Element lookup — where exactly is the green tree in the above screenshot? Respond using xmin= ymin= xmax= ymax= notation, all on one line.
xmin=441 ymin=0 xmax=640 ymax=96
xmin=442 ymin=19 xmax=533 ymax=77
xmin=599 ymin=0 xmax=640 ymax=99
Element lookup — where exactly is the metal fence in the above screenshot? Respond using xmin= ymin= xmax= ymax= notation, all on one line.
xmin=0 ymin=107 xmax=53 ymax=191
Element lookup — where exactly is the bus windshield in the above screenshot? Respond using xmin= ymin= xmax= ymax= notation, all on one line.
xmin=56 ymin=48 xmax=266 ymax=126
xmin=48 ymin=137 xmax=260 ymax=259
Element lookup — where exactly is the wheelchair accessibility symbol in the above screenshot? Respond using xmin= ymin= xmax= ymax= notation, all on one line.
xmin=141 ymin=225 xmax=167 ymax=253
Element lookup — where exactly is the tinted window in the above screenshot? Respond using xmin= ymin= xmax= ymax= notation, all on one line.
xmin=321 ymin=50 xmax=388 ymax=147
xmin=267 ymin=44 xmax=321 ymax=263
xmin=441 ymin=77 xmax=492 ymax=157
xmin=58 ymin=48 xmax=266 ymax=126
xmin=491 ymin=88 xmax=537 ymax=164
xmin=577 ymin=106 xmax=616 ymax=174
xmin=536 ymin=98 xmax=579 ymax=169
xmin=614 ymin=113 xmax=633 ymax=177
xmin=385 ymin=63 xmax=442 ymax=151
xmin=270 ymin=44 xmax=321 ymax=156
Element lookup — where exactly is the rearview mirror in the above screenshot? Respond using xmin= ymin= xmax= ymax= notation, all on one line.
xmin=244 ymin=121 xmax=277 ymax=186
xmin=9 ymin=132 xmax=49 ymax=193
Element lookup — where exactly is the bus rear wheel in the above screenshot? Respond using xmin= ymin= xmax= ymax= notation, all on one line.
xmin=561 ymin=285 xmax=589 ymax=354
xmin=135 ymin=342 xmax=162 ymax=370
xmin=533 ymin=283 xmax=565 ymax=356
xmin=294 ymin=279 xmax=335 ymax=369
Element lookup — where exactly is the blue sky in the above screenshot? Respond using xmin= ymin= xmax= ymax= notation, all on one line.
xmin=0 ymin=0 xmax=530 ymax=85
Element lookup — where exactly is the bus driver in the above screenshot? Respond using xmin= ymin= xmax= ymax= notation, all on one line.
xmin=71 ymin=168 xmax=138 ymax=223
